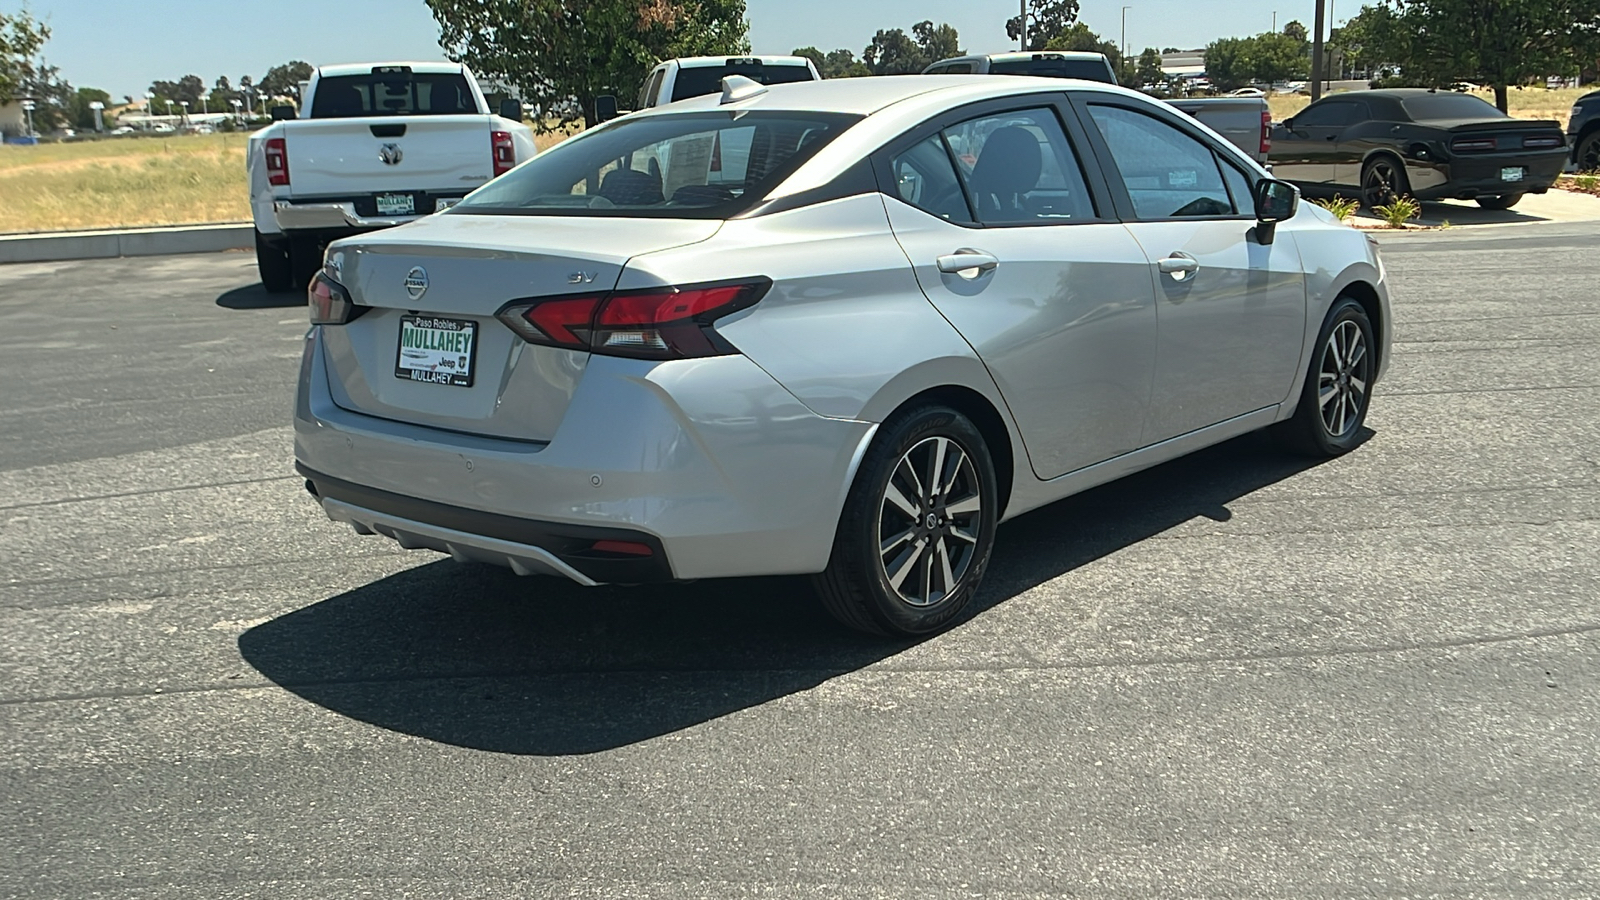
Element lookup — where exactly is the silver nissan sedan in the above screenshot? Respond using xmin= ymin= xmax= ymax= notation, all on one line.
xmin=295 ymin=75 xmax=1391 ymax=637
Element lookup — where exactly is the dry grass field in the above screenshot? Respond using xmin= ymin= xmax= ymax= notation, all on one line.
xmin=0 ymin=126 xmax=580 ymax=235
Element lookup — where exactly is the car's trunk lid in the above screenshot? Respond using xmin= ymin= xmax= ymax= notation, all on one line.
xmin=318 ymin=214 xmax=721 ymax=441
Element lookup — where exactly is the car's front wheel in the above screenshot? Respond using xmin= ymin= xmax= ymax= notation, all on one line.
xmin=1476 ymin=193 xmax=1523 ymax=210
xmin=1276 ymin=297 xmax=1376 ymax=457
xmin=814 ymin=405 xmax=998 ymax=637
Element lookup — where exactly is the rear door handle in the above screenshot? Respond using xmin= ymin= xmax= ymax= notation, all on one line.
xmin=1158 ymin=253 xmax=1199 ymax=280
xmin=936 ymin=249 xmax=999 ymax=277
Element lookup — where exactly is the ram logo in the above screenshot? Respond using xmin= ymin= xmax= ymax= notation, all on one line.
xmin=379 ymin=143 xmax=403 ymax=166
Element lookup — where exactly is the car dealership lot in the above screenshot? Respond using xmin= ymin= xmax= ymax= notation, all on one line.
xmin=2 ymin=228 xmax=1598 ymax=896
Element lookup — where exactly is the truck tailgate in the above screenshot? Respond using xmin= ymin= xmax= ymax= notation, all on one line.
xmin=1168 ymin=98 xmax=1269 ymax=162
xmin=282 ymin=115 xmax=495 ymax=197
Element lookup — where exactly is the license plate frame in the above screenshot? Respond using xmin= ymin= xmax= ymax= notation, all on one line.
xmin=376 ymin=192 xmax=416 ymax=216
xmin=1500 ymin=166 xmax=1525 ymax=182
xmin=395 ymin=315 xmax=477 ymax=388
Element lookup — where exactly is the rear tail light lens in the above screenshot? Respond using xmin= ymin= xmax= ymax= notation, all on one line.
xmin=1260 ymin=110 xmax=1272 ymax=156
xmin=308 ymin=272 xmax=356 ymax=325
xmin=496 ymin=279 xmax=770 ymax=360
xmin=1522 ymin=134 xmax=1563 ymax=148
xmin=265 ymin=137 xmax=289 ymax=186
xmin=1451 ymin=136 xmax=1497 ymax=152
xmin=491 ymin=130 xmax=515 ymax=177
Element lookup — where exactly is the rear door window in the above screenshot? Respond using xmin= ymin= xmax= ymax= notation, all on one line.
xmin=310 ymin=72 xmax=478 ymax=117
xmin=887 ymin=136 xmax=973 ymax=223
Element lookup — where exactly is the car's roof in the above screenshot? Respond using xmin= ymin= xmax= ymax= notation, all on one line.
xmin=983 ymin=51 xmax=1108 ymax=61
xmin=317 ymin=61 xmax=465 ymax=78
xmin=668 ymin=55 xmax=813 ymax=69
xmin=642 ymin=73 xmax=1117 ymax=117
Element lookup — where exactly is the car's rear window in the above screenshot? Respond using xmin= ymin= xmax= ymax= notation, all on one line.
xmin=989 ymin=58 xmax=1116 ymax=83
xmin=670 ymin=63 xmax=815 ymax=102
xmin=452 ymin=110 xmax=859 ymax=219
xmin=310 ymin=72 xmax=478 ymax=118
xmin=1401 ymin=92 xmax=1506 ymax=121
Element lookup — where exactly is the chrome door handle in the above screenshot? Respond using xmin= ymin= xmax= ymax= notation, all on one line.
xmin=936 ymin=249 xmax=999 ymax=277
xmin=1157 ymin=253 xmax=1199 ymax=277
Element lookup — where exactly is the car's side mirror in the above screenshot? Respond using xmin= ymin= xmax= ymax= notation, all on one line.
xmin=1282 ymin=116 xmax=1295 ymax=130
xmin=498 ymin=98 xmax=523 ymax=121
xmin=1255 ymin=178 xmax=1299 ymax=223
xmin=269 ymin=105 xmax=295 ymax=121
xmin=593 ymin=95 xmax=620 ymax=123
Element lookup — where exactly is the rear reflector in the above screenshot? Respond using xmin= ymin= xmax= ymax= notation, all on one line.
xmin=491 ymin=130 xmax=515 ymax=177
xmin=497 ymin=279 xmax=770 ymax=360
xmin=1260 ymin=110 xmax=1272 ymax=156
xmin=590 ymin=540 xmax=653 ymax=556
xmin=1451 ymin=136 xmax=1497 ymax=152
xmin=265 ymin=137 xmax=289 ymax=186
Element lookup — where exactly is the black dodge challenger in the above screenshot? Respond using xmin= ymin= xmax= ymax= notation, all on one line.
xmin=1269 ymin=89 xmax=1568 ymax=210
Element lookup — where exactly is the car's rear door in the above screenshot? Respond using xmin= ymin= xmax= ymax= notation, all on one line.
xmin=1074 ymin=96 xmax=1307 ymax=443
xmin=879 ymin=99 xmax=1159 ymax=481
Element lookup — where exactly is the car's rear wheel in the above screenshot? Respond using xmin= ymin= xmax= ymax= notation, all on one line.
xmin=255 ymin=230 xmax=293 ymax=293
xmin=1476 ymin=193 xmax=1523 ymax=210
xmin=1275 ymin=297 xmax=1376 ymax=457
xmin=814 ymin=405 xmax=997 ymax=637
xmin=1576 ymin=131 xmax=1600 ymax=173
xmin=1360 ymin=157 xmax=1409 ymax=209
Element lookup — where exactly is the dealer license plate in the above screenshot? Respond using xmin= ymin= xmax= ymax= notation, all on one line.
xmin=1500 ymin=167 xmax=1525 ymax=182
xmin=376 ymin=192 xmax=415 ymax=215
xmin=395 ymin=316 xmax=476 ymax=387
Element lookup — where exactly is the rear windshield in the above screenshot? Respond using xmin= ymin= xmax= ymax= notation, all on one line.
xmin=990 ymin=58 xmax=1116 ymax=83
xmin=670 ymin=63 xmax=815 ymax=102
xmin=310 ymin=72 xmax=478 ymax=118
xmin=452 ymin=110 xmax=859 ymax=218
xmin=1401 ymin=92 xmax=1506 ymax=121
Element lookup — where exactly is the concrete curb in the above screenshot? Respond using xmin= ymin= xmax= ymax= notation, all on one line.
xmin=0 ymin=223 xmax=252 ymax=265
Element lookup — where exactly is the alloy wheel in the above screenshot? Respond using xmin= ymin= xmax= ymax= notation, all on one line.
xmin=876 ymin=435 xmax=983 ymax=607
xmin=1362 ymin=161 xmax=1401 ymax=208
xmin=1317 ymin=319 xmax=1370 ymax=438
xmin=1578 ymin=134 xmax=1600 ymax=174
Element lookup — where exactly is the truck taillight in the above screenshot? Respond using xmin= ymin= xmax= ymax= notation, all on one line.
xmin=1260 ymin=110 xmax=1272 ymax=156
xmin=265 ymin=137 xmax=289 ymax=186
xmin=496 ymin=279 xmax=771 ymax=360
xmin=491 ymin=130 xmax=515 ymax=177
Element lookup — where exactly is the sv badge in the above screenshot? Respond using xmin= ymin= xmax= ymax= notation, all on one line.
xmin=567 ymin=271 xmax=597 ymax=284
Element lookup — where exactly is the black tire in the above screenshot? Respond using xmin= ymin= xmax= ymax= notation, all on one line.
xmin=288 ymin=236 xmax=323 ymax=292
xmin=1275 ymin=297 xmax=1376 ymax=457
xmin=813 ymin=405 xmax=998 ymax=637
xmin=1360 ymin=156 xmax=1410 ymax=209
xmin=255 ymin=229 xmax=293 ymax=293
xmin=1475 ymin=193 xmax=1523 ymax=210
xmin=1575 ymin=131 xmax=1600 ymax=174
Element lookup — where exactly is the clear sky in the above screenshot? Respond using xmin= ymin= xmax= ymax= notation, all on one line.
xmin=21 ymin=0 xmax=1358 ymax=100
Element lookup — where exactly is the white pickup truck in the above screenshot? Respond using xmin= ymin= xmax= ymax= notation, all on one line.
xmin=248 ymin=61 xmax=535 ymax=292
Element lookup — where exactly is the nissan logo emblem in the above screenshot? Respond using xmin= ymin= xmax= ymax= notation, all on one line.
xmin=404 ymin=266 xmax=428 ymax=299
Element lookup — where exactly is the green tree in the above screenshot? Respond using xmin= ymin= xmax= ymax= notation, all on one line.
xmin=1282 ymin=20 xmax=1308 ymax=43
xmin=1006 ymin=0 xmax=1081 ymax=51
xmin=1135 ymin=47 xmax=1165 ymax=86
xmin=427 ymin=0 xmax=749 ymax=129
xmin=1043 ymin=21 xmax=1122 ymax=72
xmin=863 ymin=27 xmax=925 ymax=74
xmin=823 ymin=47 xmax=872 ymax=78
xmin=1251 ymin=31 xmax=1310 ymax=84
xmin=1202 ymin=36 xmax=1251 ymax=90
xmin=0 ymin=6 xmax=49 ymax=105
xmin=1380 ymin=0 xmax=1600 ymax=111
xmin=793 ymin=45 xmax=824 ymax=71
xmin=913 ymin=20 xmax=962 ymax=63
xmin=68 ymin=85 xmax=109 ymax=130
xmin=258 ymin=61 xmax=313 ymax=104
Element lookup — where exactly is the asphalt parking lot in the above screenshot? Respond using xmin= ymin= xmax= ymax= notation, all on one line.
xmin=2 ymin=225 xmax=1598 ymax=898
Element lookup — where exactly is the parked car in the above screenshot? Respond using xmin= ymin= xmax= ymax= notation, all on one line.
xmin=296 ymin=77 xmax=1390 ymax=637
xmin=248 ymin=61 xmax=536 ymax=292
xmin=923 ymin=54 xmax=1272 ymax=162
xmin=1569 ymin=89 xmax=1600 ymax=172
xmin=923 ymin=51 xmax=1118 ymax=83
xmin=635 ymin=55 xmax=819 ymax=110
xmin=1227 ymin=87 xmax=1266 ymax=98
xmin=1270 ymin=88 xmax=1567 ymax=209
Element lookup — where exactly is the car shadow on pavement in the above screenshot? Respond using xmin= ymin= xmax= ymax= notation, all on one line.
xmin=216 ymin=283 xmax=303 ymax=309
xmin=1353 ymin=200 xmax=1548 ymax=227
xmin=239 ymin=428 xmax=1362 ymax=756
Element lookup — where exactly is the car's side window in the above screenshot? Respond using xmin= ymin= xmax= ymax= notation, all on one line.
xmin=1218 ymin=158 xmax=1256 ymax=214
xmin=940 ymin=107 xmax=1096 ymax=225
xmin=1293 ymin=100 xmax=1357 ymax=128
xmin=887 ymin=135 xmax=974 ymax=224
xmin=1085 ymin=103 xmax=1239 ymax=219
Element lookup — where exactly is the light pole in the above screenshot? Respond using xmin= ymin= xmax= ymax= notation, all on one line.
xmin=1121 ymin=6 xmax=1131 ymax=77
xmin=144 ymin=91 xmax=155 ymax=130
xmin=89 ymin=100 xmax=105 ymax=132
xmin=1311 ymin=0 xmax=1326 ymax=101
xmin=1019 ymin=0 xmax=1027 ymax=51
xmin=178 ymin=100 xmax=190 ymax=128
xmin=20 ymin=99 xmax=35 ymax=137
xmin=229 ymin=98 xmax=243 ymax=127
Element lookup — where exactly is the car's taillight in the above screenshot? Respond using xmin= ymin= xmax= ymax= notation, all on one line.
xmin=1260 ymin=110 xmax=1272 ymax=156
xmin=491 ymin=130 xmax=515 ymax=177
xmin=308 ymin=271 xmax=357 ymax=325
xmin=1451 ymin=136 xmax=1497 ymax=152
xmin=265 ymin=137 xmax=289 ymax=186
xmin=1522 ymin=134 xmax=1563 ymax=149
xmin=496 ymin=279 xmax=770 ymax=360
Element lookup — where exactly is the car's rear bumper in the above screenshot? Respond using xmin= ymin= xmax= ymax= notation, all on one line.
xmin=293 ymin=326 xmax=875 ymax=583
xmin=1410 ymin=150 xmax=1568 ymax=200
